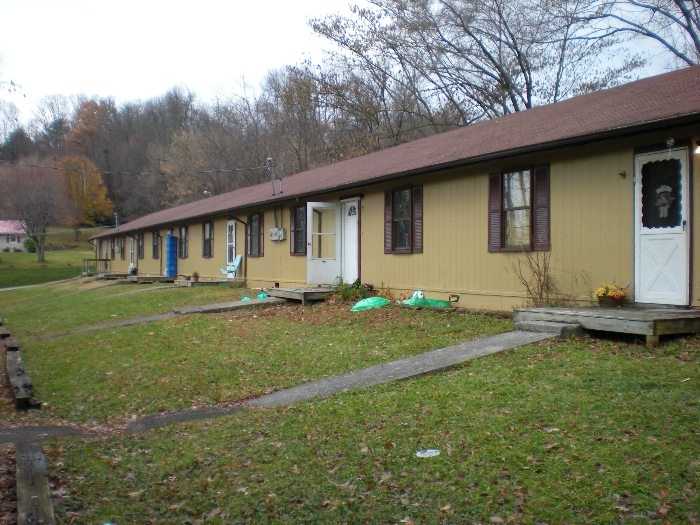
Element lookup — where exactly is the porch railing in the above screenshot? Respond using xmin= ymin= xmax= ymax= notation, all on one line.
xmin=82 ymin=258 xmax=111 ymax=276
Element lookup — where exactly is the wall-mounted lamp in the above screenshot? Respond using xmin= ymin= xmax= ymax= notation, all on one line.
xmin=695 ymin=140 xmax=700 ymax=154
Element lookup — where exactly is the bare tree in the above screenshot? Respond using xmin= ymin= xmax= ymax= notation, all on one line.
xmin=574 ymin=0 xmax=699 ymax=66
xmin=0 ymin=100 xmax=20 ymax=144
xmin=0 ymin=160 xmax=74 ymax=262
xmin=28 ymin=95 xmax=73 ymax=157
xmin=312 ymin=0 xmax=642 ymax=122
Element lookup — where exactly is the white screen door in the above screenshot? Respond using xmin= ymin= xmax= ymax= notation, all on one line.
xmin=307 ymin=202 xmax=340 ymax=285
xmin=340 ymin=198 xmax=360 ymax=283
xmin=634 ymin=148 xmax=689 ymax=305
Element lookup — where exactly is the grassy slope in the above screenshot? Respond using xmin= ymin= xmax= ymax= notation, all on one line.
xmin=0 ymin=279 xmax=697 ymax=523
xmin=0 ymin=250 xmax=92 ymax=288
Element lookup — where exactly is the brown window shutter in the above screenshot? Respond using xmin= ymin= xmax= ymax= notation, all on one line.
xmin=488 ymin=173 xmax=503 ymax=252
xmin=533 ymin=165 xmax=550 ymax=251
xmin=412 ymin=185 xmax=423 ymax=253
xmin=384 ymin=190 xmax=393 ymax=254
xmin=246 ymin=219 xmax=252 ymax=256
xmin=259 ymin=213 xmax=264 ymax=257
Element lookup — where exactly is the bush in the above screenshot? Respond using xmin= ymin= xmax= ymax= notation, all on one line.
xmin=23 ymin=238 xmax=37 ymax=253
xmin=336 ymin=278 xmax=373 ymax=301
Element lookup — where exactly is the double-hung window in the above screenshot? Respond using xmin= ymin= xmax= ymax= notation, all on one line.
xmin=247 ymin=213 xmax=264 ymax=257
xmin=488 ymin=165 xmax=550 ymax=252
xmin=384 ymin=186 xmax=423 ymax=254
xmin=202 ymin=221 xmax=214 ymax=258
xmin=290 ymin=205 xmax=307 ymax=255
xmin=179 ymin=226 xmax=189 ymax=259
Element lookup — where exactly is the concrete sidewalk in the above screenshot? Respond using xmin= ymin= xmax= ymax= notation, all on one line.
xmin=3 ymin=329 xmax=555 ymax=441
xmin=247 ymin=330 xmax=554 ymax=407
xmin=125 ymin=329 xmax=554 ymax=432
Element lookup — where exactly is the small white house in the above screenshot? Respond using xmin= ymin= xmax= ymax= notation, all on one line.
xmin=0 ymin=220 xmax=26 ymax=252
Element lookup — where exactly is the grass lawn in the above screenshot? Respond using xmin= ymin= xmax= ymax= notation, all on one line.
xmin=0 ymin=249 xmax=92 ymax=288
xmin=1 ymin=280 xmax=698 ymax=523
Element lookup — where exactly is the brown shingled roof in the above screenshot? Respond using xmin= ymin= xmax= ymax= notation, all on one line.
xmin=95 ymin=66 xmax=700 ymax=239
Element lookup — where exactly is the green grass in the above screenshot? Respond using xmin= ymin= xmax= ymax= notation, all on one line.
xmin=0 ymin=249 xmax=91 ymax=288
xmin=0 ymin=280 xmax=697 ymax=524
xmin=47 ymin=336 xmax=698 ymax=524
xmin=0 ymin=279 xmax=254 ymax=338
xmin=23 ymin=303 xmax=510 ymax=425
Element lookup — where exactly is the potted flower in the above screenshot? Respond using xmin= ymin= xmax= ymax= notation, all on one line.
xmin=191 ymin=271 xmax=199 ymax=283
xmin=593 ymin=282 xmax=626 ymax=306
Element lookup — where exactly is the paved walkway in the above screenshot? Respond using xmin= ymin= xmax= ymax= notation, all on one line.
xmin=2 ymin=329 xmax=554 ymax=442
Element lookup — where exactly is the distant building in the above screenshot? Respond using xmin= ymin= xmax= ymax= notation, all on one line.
xmin=0 ymin=220 xmax=25 ymax=252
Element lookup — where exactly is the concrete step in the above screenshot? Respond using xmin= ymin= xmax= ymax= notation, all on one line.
xmin=515 ymin=320 xmax=582 ymax=337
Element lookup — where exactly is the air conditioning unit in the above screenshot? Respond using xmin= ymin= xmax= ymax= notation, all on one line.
xmin=269 ymin=227 xmax=286 ymax=241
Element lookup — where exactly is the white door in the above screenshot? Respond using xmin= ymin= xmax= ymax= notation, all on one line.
xmin=634 ymin=147 xmax=690 ymax=305
xmin=225 ymin=220 xmax=236 ymax=277
xmin=340 ymin=198 xmax=360 ymax=283
xmin=307 ymin=202 xmax=341 ymax=285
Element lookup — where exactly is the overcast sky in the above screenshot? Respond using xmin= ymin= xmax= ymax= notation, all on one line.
xmin=0 ymin=0 xmax=357 ymax=123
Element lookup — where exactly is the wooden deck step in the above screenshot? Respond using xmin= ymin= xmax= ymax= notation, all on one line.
xmin=514 ymin=306 xmax=700 ymax=346
xmin=515 ymin=320 xmax=582 ymax=337
xmin=266 ymin=287 xmax=334 ymax=305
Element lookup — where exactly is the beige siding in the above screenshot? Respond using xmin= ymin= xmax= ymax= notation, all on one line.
xmin=244 ymin=208 xmax=307 ymax=288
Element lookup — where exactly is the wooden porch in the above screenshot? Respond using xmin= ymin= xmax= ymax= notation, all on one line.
xmin=514 ymin=305 xmax=700 ymax=346
xmin=265 ymin=287 xmax=335 ymax=306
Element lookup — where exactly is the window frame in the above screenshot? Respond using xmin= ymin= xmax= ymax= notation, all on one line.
xmin=137 ymin=232 xmax=145 ymax=260
xmin=247 ymin=212 xmax=264 ymax=257
xmin=384 ymin=185 xmax=423 ymax=254
xmin=152 ymin=232 xmax=160 ymax=259
xmin=290 ymin=205 xmax=307 ymax=256
xmin=488 ymin=164 xmax=550 ymax=252
xmin=202 ymin=221 xmax=214 ymax=258
xmin=178 ymin=225 xmax=189 ymax=259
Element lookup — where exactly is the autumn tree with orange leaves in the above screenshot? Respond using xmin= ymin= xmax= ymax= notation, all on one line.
xmin=59 ymin=155 xmax=114 ymax=226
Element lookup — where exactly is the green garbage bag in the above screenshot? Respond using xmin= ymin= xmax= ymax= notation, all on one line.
xmin=351 ymin=297 xmax=390 ymax=312
xmin=400 ymin=290 xmax=453 ymax=309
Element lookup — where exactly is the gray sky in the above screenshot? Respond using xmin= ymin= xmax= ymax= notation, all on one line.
xmin=0 ymin=0 xmax=356 ymax=122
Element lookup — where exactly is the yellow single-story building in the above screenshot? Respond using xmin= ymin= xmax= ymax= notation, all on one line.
xmin=92 ymin=66 xmax=700 ymax=311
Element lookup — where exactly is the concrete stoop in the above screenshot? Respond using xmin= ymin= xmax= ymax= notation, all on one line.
xmin=515 ymin=320 xmax=582 ymax=337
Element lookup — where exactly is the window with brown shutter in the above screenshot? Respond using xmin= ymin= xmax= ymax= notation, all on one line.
xmin=384 ymin=185 xmax=423 ymax=254
xmin=247 ymin=212 xmax=264 ymax=257
xmin=290 ymin=205 xmax=307 ymax=255
xmin=178 ymin=226 xmax=188 ymax=259
xmin=202 ymin=221 xmax=214 ymax=258
xmin=488 ymin=165 xmax=550 ymax=252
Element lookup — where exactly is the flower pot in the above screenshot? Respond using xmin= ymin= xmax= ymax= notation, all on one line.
xmin=598 ymin=296 xmax=622 ymax=307
xmin=192 ymin=275 xmax=199 ymax=283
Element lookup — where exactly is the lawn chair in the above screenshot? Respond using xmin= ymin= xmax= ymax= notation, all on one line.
xmin=220 ymin=254 xmax=243 ymax=279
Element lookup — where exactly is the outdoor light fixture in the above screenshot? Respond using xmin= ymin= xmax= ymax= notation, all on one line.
xmin=695 ymin=140 xmax=700 ymax=154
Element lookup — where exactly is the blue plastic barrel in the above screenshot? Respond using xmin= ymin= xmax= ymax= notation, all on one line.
xmin=164 ymin=234 xmax=177 ymax=277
